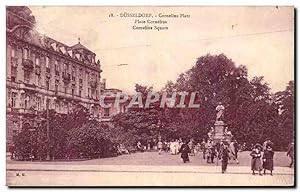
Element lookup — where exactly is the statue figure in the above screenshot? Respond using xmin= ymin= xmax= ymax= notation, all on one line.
xmin=216 ymin=102 xmax=225 ymax=121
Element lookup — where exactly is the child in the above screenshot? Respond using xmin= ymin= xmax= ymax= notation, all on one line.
xmin=263 ymin=146 xmax=274 ymax=175
xmin=250 ymin=144 xmax=263 ymax=176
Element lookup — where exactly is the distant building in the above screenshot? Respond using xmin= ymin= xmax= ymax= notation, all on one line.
xmin=100 ymin=79 xmax=128 ymax=121
xmin=6 ymin=6 xmax=106 ymax=146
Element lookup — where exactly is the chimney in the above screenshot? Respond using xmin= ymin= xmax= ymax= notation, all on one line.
xmin=102 ymin=78 xmax=106 ymax=89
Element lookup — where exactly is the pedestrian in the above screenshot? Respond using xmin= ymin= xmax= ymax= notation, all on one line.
xmin=201 ymin=139 xmax=206 ymax=159
xmin=157 ymin=140 xmax=163 ymax=155
xmin=263 ymin=145 xmax=274 ymax=175
xmin=287 ymin=141 xmax=294 ymax=168
xmin=229 ymin=141 xmax=239 ymax=164
xmin=137 ymin=141 xmax=144 ymax=152
xmin=170 ymin=140 xmax=176 ymax=155
xmin=174 ymin=139 xmax=179 ymax=155
xmin=233 ymin=140 xmax=239 ymax=159
xmin=179 ymin=141 xmax=191 ymax=163
xmin=263 ymin=138 xmax=274 ymax=152
xmin=250 ymin=144 xmax=263 ymax=176
xmin=188 ymin=139 xmax=195 ymax=156
xmin=195 ymin=142 xmax=201 ymax=155
xmin=219 ymin=144 xmax=230 ymax=173
xmin=205 ymin=139 xmax=213 ymax=163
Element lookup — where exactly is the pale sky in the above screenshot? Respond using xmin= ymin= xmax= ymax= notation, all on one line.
xmin=29 ymin=6 xmax=294 ymax=93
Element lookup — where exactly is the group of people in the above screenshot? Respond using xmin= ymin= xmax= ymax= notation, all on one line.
xmin=250 ymin=138 xmax=275 ymax=176
xmin=136 ymin=137 xmax=294 ymax=175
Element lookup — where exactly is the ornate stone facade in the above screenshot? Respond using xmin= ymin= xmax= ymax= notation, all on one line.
xmin=6 ymin=6 xmax=104 ymax=146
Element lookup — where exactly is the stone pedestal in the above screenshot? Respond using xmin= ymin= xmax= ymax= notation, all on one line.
xmin=213 ymin=121 xmax=225 ymax=142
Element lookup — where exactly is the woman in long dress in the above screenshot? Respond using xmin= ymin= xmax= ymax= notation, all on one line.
xmin=263 ymin=146 xmax=274 ymax=175
xmin=179 ymin=142 xmax=191 ymax=163
xmin=170 ymin=140 xmax=175 ymax=155
xmin=229 ymin=141 xmax=239 ymax=164
xmin=287 ymin=142 xmax=294 ymax=168
xmin=250 ymin=144 xmax=263 ymax=175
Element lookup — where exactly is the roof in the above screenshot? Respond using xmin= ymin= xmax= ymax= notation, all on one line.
xmin=71 ymin=42 xmax=94 ymax=53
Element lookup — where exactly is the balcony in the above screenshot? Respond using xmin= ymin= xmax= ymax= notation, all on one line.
xmin=11 ymin=57 xmax=18 ymax=67
xmin=22 ymin=59 xmax=34 ymax=70
xmin=62 ymin=72 xmax=71 ymax=83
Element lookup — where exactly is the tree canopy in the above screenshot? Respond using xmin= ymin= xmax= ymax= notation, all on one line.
xmin=113 ymin=54 xmax=294 ymax=150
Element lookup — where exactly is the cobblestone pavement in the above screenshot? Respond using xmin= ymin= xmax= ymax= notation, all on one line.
xmin=6 ymin=151 xmax=294 ymax=186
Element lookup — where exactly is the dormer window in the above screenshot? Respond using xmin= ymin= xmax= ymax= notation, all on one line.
xmin=75 ymin=53 xmax=80 ymax=60
xmin=51 ymin=42 xmax=56 ymax=50
xmin=60 ymin=47 xmax=66 ymax=54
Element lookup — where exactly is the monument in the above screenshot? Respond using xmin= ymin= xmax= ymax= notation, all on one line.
xmin=208 ymin=102 xmax=233 ymax=143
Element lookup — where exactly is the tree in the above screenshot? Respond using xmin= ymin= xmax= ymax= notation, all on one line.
xmin=112 ymin=54 xmax=294 ymax=150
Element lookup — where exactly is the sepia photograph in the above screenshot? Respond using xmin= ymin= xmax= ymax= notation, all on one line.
xmin=5 ymin=5 xmax=295 ymax=187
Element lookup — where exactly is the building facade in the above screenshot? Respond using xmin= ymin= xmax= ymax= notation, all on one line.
xmin=6 ymin=6 xmax=104 ymax=146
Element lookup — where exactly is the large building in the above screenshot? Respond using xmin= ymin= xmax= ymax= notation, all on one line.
xmin=6 ymin=6 xmax=107 ymax=146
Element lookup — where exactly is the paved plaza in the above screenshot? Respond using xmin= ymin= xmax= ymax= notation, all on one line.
xmin=6 ymin=151 xmax=295 ymax=186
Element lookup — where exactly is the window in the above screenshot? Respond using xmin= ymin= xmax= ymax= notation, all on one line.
xmin=36 ymin=97 xmax=41 ymax=111
xmin=79 ymin=90 xmax=82 ymax=97
xmin=36 ymin=75 xmax=41 ymax=86
xmin=71 ymin=88 xmax=74 ymax=95
xmin=86 ymin=72 xmax=89 ymax=81
xmin=55 ymin=60 xmax=58 ymax=71
xmin=55 ymin=80 xmax=59 ymax=92
xmin=24 ymin=95 xmax=30 ymax=109
xmin=11 ymin=67 xmax=17 ymax=81
xmin=45 ymin=78 xmax=49 ymax=89
xmin=72 ymin=67 xmax=76 ymax=81
xmin=11 ymin=48 xmax=15 ymax=58
xmin=35 ymin=57 xmax=40 ymax=66
xmin=24 ymin=70 xmax=30 ymax=83
xmin=79 ymin=69 xmax=82 ymax=78
xmin=104 ymin=108 xmax=110 ymax=117
xmin=45 ymin=57 xmax=50 ymax=68
xmin=88 ymin=88 xmax=90 ymax=97
xmin=64 ymin=63 xmax=68 ymax=73
xmin=23 ymin=48 xmax=28 ymax=59
xmin=11 ymin=92 xmax=17 ymax=108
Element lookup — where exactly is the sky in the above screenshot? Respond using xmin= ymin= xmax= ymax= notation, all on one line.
xmin=29 ymin=6 xmax=294 ymax=94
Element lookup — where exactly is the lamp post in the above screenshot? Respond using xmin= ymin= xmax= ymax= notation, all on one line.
xmin=28 ymin=127 xmax=36 ymax=162
xmin=46 ymin=80 xmax=50 ymax=161
xmin=157 ymin=119 xmax=161 ymax=142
